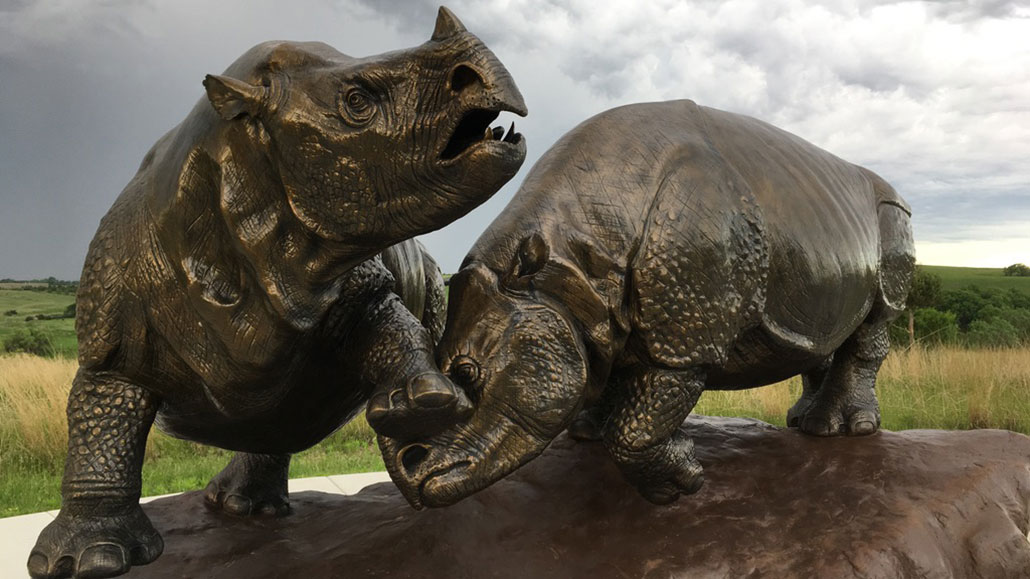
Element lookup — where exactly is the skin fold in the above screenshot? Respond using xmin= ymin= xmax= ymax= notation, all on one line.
xmin=29 ymin=8 xmax=527 ymax=579
xmin=379 ymin=99 xmax=914 ymax=511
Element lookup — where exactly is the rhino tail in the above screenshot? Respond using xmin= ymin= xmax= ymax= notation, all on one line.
xmin=875 ymin=194 xmax=916 ymax=315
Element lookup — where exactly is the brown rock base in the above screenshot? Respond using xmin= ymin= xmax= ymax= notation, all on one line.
xmin=127 ymin=417 xmax=1030 ymax=578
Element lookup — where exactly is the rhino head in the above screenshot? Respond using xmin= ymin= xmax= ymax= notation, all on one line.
xmin=201 ymin=6 xmax=526 ymax=249
xmin=380 ymin=231 xmax=620 ymax=508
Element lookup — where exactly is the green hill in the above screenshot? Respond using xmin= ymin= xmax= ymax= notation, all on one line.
xmin=0 ymin=290 xmax=77 ymax=358
xmin=920 ymin=265 xmax=1030 ymax=293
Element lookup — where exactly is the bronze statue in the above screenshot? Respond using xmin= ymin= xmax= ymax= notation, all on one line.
xmin=29 ymin=7 xmax=526 ymax=579
xmin=379 ymin=100 xmax=915 ymax=509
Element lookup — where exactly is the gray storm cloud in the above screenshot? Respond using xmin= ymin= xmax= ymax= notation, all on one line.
xmin=0 ymin=0 xmax=1027 ymax=278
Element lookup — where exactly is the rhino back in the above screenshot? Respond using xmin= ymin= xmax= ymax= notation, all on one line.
xmin=472 ymin=100 xmax=890 ymax=372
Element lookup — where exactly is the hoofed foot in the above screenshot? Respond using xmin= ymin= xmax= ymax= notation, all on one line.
xmin=798 ymin=390 xmax=881 ymax=437
xmin=627 ymin=435 xmax=706 ymax=505
xmin=796 ymin=323 xmax=888 ymax=437
xmin=204 ymin=453 xmax=291 ymax=517
xmin=28 ymin=507 xmax=162 ymax=579
xmin=367 ymin=371 xmax=473 ymax=440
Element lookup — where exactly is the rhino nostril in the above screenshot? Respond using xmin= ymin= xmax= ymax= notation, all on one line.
xmin=400 ymin=444 xmax=430 ymax=475
xmin=450 ymin=65 xmax=483 ymax=93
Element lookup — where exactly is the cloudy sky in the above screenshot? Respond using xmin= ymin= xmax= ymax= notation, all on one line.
xmin=1 ymin=0 xmax=1028 ymax=279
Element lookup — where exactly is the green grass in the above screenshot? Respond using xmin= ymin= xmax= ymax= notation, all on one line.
xmin=920 ymin=265 xmax=1030 ymax=293
xmin=1 ymin=420 xmax=384 ymax=518
xmin=0 ymin=289 xmax=77 ymax=358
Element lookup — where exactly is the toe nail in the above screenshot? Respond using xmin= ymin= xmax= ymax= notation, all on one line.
xmin=409 ymin=374 xmax=456 ymax=408
xmin=26 ymin=552 xmax=48 ymax=575
xmin=223 ymin=494 xmax=252 ymax=515
xmin=852 ymin=420 xmax=876 ymax=435
xmin=367 ymin=394 xmax=390 ymax=420
xmin=78 ymin=543 xmax=128 ymax=577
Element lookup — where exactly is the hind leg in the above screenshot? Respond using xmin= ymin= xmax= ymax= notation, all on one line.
xmin=786 ymin=356 xmax=832 ymax=428
xmin=799 ymin=320 xmax=890 ymax=437
xmin=204 ymin=453 xmax=291 ymax=516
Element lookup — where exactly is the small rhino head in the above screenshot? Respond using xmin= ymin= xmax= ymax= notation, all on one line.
xmin=202 ymin=6 xmax=527 ymax=246
xmin=380 ymin=231 xmax=619 ymax=509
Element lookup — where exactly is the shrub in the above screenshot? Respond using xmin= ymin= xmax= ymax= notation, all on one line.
xmin=3 ymin=309 xmax=17 ymax=316
xmin=1003 ymin=263 xmax=1030 ymax=277
xmin=940 ymin=288 xmax=987 ymax=330
xmin=912 ymin=308 xmax=958 ymax=345
xmin=966 ymin=318 xmax=1021 ymax=348
xmin=3 ymin=328 xmax=57 ymax=357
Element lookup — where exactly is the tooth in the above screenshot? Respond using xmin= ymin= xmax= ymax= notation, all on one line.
xmin=484 ymin=126 xmax=493 ymax=140
xmin=503 ymin=122 xmax=517 ymax=143
xmin=492 ymin=126 xmax=505 ymax=140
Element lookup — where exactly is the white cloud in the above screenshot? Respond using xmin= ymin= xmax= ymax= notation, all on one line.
xmin=0 ymin=0 xmax=1027 ymax=277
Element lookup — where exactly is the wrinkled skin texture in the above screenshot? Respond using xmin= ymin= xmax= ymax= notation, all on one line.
xmin=381 ymin=100 xmax=915 ymax=510
xmin=30 ymin=8 xmax=526 ymax=579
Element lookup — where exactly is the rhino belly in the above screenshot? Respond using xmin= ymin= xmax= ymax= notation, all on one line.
xmin=705 ymin=323 xmax=835 ymax=390
xmin=155 ymin=378 xmax=368 ymax=454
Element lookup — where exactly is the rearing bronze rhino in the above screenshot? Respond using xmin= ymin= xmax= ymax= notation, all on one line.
xmin=29 ymin=7 xmax=526 ymax=579
xmin=380 ymin=99 xmax=915 ymax=509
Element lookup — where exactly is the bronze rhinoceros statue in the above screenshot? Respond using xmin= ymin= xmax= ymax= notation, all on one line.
xmin=30 ymin=7 xmax=526 ymax=579
xmin=380 ymin=99 xmax=915 ymax=509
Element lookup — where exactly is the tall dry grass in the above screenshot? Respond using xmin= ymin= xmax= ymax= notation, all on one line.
xmin=2 ymin=347 xmax=1029 ymax=470
xmin=696 ymin=346 xmax=1030 ymax=432
xmin=0 ymin=354 xmax=77 ymax=467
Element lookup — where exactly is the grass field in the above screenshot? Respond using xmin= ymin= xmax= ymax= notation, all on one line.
xmin=0 ymin=289 xmax=77 ymax=358
xmin=920 ymin=264 xmax=1030 ymax=293
xmin=3 ymin=345 xmax=1029 ymax=517
xmin=0 ymin=351 xmax=383 ymax=517
xmin=695 ymin=346 xmax=1030 ymax=432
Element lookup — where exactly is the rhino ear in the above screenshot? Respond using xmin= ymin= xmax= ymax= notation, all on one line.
xmin=516 ymin=233 xmax=549 ymax=278
xmin=203 ymin=74 xmax=267 ymax=120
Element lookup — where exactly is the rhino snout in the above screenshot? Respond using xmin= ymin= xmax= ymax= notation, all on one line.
xmin=399 ymin=443 xmax=431 ymax=475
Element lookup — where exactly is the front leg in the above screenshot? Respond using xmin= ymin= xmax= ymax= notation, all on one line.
xmin=354 ymin=293 xmax=472 ymax=439
xmin=603 ymin=366 xmax=706 ymax=505
xmin=29 ymin=370 xmax=162 ymax=579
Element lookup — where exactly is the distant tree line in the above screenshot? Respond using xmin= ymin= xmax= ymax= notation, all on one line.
xmin=891 ymin=266 xmax=1030 ymax=348
xmin=0 ymin=277 xmax=78 ymax=295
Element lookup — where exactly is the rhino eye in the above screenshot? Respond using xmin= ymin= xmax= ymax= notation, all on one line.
xmin=339 ymin=87 xmax=377 ymax=126
xmin=451 ymin=357 xmax=481 ymax=388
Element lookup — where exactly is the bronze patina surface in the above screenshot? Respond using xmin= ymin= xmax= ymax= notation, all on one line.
xmin=380 ymin=100 xmax=915 ymax=510
xmin=29 ymin=7 xmax=526 ymax=579
xmin=124 ymin=418 xmax=1030 ymax=578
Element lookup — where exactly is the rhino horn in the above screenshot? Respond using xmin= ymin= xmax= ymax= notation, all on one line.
xmin=432 ymin=6 xmax=467 ymax=41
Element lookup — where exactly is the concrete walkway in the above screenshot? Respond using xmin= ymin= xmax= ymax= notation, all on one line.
xmin=0 ymin=472 xmax=391 ymax=579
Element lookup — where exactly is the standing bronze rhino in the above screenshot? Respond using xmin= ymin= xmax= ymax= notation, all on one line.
xmin=380 ymin=100 xmax=915 ymax=509
xmin=29 ymin=8 xmax=526 ymax=579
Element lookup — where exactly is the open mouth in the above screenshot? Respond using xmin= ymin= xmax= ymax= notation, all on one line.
xmin=441 ymin=109 xmax=522 ymax=161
